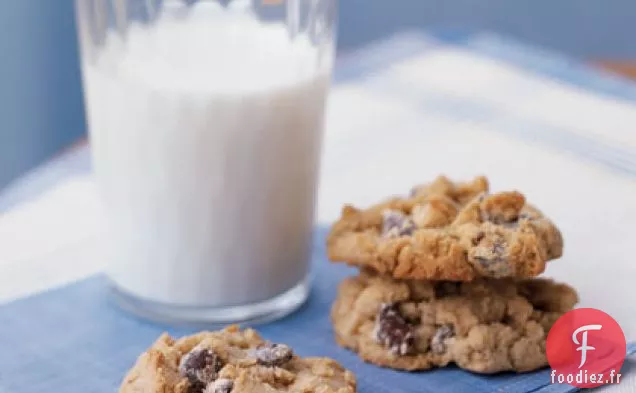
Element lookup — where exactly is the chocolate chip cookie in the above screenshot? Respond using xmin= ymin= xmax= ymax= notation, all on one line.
xmin=120 ymin=325 xmax=357 ymax=393
xmin=331 ymin=270 xmax=578 ymax=373
xmin=327 ymin=176 xmax=563 ymax=281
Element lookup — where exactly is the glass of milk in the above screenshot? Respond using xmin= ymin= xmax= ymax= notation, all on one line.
xmin=75 ymin=0 xmax=336 ymax=324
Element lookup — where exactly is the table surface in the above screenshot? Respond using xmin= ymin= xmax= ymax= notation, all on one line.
xmin=1 ymin=32 xmax=636 ymax=392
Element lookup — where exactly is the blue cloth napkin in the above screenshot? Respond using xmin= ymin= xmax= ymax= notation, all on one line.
xmin=0 ymin=227 xmax=634 ymax=393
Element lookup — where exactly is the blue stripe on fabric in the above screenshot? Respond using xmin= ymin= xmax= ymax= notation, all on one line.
xmin=335 ymin=30 xmax=636 ymax=103
xmin=363 ymin=75 xmax=636 ymax=178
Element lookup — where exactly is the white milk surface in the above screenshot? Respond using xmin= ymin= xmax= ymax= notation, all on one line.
xmin=83 ymin=5 xmax=331 ymax=306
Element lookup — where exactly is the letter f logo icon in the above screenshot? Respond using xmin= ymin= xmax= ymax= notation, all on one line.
xmin=572 ymin=324 xmax=602 ymax=368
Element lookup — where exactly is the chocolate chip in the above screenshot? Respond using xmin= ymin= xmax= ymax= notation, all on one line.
xmin=253 ymin=342 xmax=293 ymax=367
xmin=382 ymin=210 xmax=416 ymax=238
xmin=179 ymin=348 xmax=223 ymax=386
xmin=431 ymin=325 xmax=455 ymax=354
xmin=382 ymin=210 xmax=409 ymax=233
xmin=374 ymin=303 xmax=415 ymax=355
xmin=207 ymin=378 xmax=234 ymax=393
xmin=472 ymin=240 xmax=512 ymax=277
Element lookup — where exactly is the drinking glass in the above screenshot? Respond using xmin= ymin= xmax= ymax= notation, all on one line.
xmin=75 ymin=0 xmax=336 ymax=324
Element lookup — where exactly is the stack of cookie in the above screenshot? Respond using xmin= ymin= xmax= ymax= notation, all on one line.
xmin=327 ymin=176 xmax=579 ymax=374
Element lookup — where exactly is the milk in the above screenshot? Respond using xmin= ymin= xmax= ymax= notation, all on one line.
xmin=82 ymin=5 xmax=332 ymax=307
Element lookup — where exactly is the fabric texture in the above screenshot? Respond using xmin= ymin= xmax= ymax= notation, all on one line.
xmin=0 ymin=227 xmax=634 ymax=393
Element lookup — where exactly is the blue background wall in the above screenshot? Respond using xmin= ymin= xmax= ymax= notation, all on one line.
xmin=1 ymin=0 xmax=635 ymax=189
xmin=340 ymin=0 xmax=636 ymax=60
xmin=0 ymin=1 xmax=86 ymax=189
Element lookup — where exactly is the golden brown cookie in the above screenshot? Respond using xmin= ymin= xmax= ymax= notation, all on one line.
xmin=120 ymin=326 xmax=356 ymax=393
xmin=327 ymin=176 xmax=563 ymax=281
xmin=331 ymin=270 xmax=578 ymax=373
